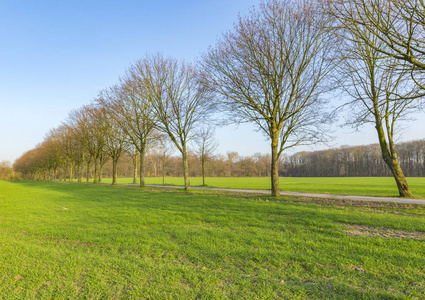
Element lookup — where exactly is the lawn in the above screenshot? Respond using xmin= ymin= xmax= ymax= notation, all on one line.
xmin=87 ymin=176 xmax=425 ymax=198
xmin=1 ymin=180 xmax=424 ymax=298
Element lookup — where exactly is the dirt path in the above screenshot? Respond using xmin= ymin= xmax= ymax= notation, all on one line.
xmin=140 ymin=184 xmax=425 ymax=205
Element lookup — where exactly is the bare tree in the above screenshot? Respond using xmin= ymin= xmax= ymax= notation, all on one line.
xmin=193 ymin=126 xmax=218 ymax=186
xmin=95 ymin=95 xmax=128 ymax=185
xmin=100 ymin=79 xmax=157 ymax=187
xmin=63 ymin=112 xmax=91 ymax=183
xmin=67 ymin=107 xmax=93 ymax=182
xmin=328 ymin=2 xmax=424 ymax=197
xmin=39 ymin=132 xmax=64 ymax=181
xmin=142 ymin=54 xmax=214 ymax=190
xmin=201 ymin=0 xmax=335 ymax=196
xmin=74 ymin=105 xmax=106 ymax=184
xmin=46 ymin=125 xmax=84 ymax=183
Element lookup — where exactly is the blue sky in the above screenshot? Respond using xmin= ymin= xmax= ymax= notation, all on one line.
xmin=0 ymin=0 xmax=424 ymax=163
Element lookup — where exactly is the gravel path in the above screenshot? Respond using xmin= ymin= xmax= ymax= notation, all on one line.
xmin=140 ymin=184 xmax=425 ymax=205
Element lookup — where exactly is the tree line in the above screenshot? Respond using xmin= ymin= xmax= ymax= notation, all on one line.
xmin=14 ymin=139 xmax=425 ymax=181
xmin=12 ymin=0 xmax=425 ymax=197
xmin=284 ymin=140 xmax=425 ymax=177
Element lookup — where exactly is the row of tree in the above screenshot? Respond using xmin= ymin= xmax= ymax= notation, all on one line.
xmin=14 ymin=148 xmax=276 ymax=182
xmin=87 ymin=139 xmax=425 ymax=178
xmin=12 ymin=0 xmax=425 ymax=197
xmin=14 ymin=139 xmax=425 ymax=181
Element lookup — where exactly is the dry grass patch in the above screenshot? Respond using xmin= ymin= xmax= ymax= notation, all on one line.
xmin=343 ymin=223 xmax=425 ymax=240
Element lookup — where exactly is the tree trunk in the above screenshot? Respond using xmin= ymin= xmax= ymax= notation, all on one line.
xmin=202 ymin=157 xmax=206 ymax=186
xmin=86 ymin=159 xmax=91 ymax=182
xmin=94 ymin=159 xmax=99 ymax=184
xmin=389 ymin=161 xmax=413 ymax=198
xmin=139 ymin=152 xmax=145 ymax=187
xmin=182 ymin=148 xmax=190 ymax=190
xmin=112 ymin=158 xmax=118 ymax=185
xmin=380 ymin=150 xmax=413 ymax=197
xmin=78 ymin=163 xmax=83 ymax=183
xmin=374 ymin=117 xmax=413 ymax=197
xmin=162 ymin=154 xmax=166 ymax=185
xmin=69 ymin=165 xmax=73 ymax=183
xmin=271 ymin=136 xmax=280 ymax=197
xmin=98 ymin=163 xmax=103 ymax=183
xmin=132 ymin=155 xmax=138 ymax=184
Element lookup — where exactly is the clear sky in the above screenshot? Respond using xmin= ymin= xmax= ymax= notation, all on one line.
xmin=1 ymin=0 xmax=424 ymax=163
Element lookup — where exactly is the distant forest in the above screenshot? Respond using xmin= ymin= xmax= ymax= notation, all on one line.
xmin=284 ymin=140 xmax=425 ymax=177
xmin=93 ymin=139 xmax=425 ymax=179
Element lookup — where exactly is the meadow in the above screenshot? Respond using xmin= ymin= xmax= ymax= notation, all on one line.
xmin=1 ymin=180 xmax=424 ymax=299
xmin=89 ymin=176 xmax=425 ymax=199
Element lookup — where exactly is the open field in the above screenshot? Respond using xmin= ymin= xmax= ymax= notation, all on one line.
xmin=1 ymin=180 xmax=425 ymax=298
xmin=81 ymin=177 xmax=425 ymax=198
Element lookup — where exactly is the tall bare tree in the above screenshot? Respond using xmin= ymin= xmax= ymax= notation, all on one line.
xmin=67 ymin=107 xmax=93 ymax=182
xmin=142 ymin=54 xmax=214 ymax=190
xmin=201 ymin=0 xmax=335 ymax=196
xmin=327 ymin=2 xmax=424 ymax=197
xmin=99 ymin=80 xmax=157 ymax=187
xmin=46 ymin=125 xmax=84 ymax=183
xmin=95 ymin=96 xmax=128 ymax=185
xmin=74 ymin=105 xmax=106 ymax=184
xmin=63 ymin=112 xmax=90 ymax=183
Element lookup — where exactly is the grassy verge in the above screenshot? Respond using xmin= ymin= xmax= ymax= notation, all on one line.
xmin=78 ymin=176 xmax=425 ymax=198
xmin=1 ymin=181 xmax=424 ymax=298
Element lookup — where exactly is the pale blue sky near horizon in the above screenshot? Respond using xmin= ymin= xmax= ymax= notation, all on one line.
xmin=0 ymin=0 xmax=424 ymax=163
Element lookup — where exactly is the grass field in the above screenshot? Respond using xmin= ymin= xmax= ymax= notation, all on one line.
xmin=84 ymin=176 xmax=425 ymax=198
xmin=1 ymin=180 xmax=425 ymax=298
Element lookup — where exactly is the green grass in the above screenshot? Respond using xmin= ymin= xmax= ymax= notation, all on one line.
xmin=83 ymin=176 xmax=425 ymax=198
xmin=1 ymin=180 xmax=425 ymax=298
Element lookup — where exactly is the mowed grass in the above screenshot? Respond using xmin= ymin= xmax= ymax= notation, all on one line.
xmin=1 ymin=181 xmax=425 ymax=299
xmin=89 ymin=176 xmax=425 ymax=198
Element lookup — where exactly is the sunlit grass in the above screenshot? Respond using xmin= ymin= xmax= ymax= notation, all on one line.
xmin=78 ymin=176 xmax=425 ymax=198
xmin=1 ymin=180 xmax=424 ymax=298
